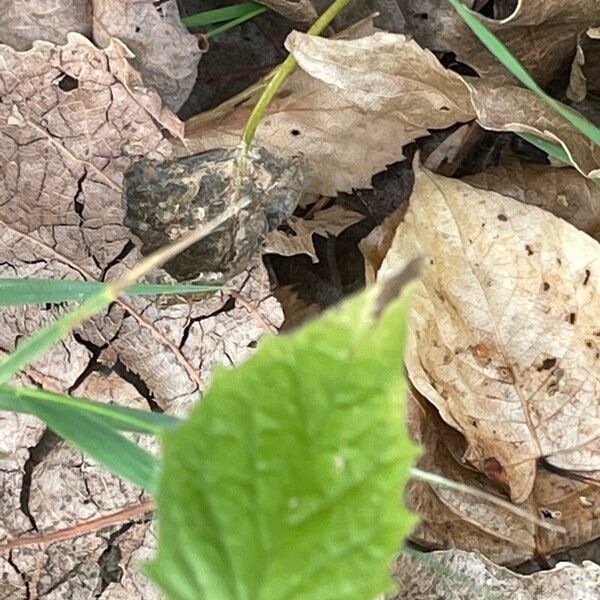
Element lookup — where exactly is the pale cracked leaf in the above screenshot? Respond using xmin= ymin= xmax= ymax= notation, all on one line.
xmin=379 ymin=165 xmax=600 ymax=503
xmin=0 ymin=0 xmax=90 ymax=50
xmin=186 ymin=29 xmax=474 ymax=196
xmin=262 ymin=204 xmax=363 ymax=261
xmin=0 ymin=33 xmax=284 ymax=596
xmin=91 ymin=0 xmax=202 ymax=111
xmin=463 ymin=159 xmax=600 ymax=240
xmin=406 ymin=391 xmax=600 ymax=565
xmin=469 ymin=81 xmax=600 ymax=181
xmin=284 ymin=31 xmax=473 ymax=120
xmin=393 ymin=550 xmax=600 ymax=600
xmin=401 ymin=0 xmax=600 ymax=86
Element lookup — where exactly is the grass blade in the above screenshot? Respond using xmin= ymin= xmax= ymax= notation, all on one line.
xmin=0 ymin=194 xmax=250 ymax=385
xmin=0 ymin=278 xmax=219 ymax=306
xmin=447 ymin=0 xmax=600 ymax=147
xmin=14 ymin=396 xmax=159 ymax=490
xmin=182 ymin=2 xmax=263 ymax=27
xmin=0 ymin=384 xmax=181 ymax=434
xmin=205 ymin=5 xmax=267 ymax=38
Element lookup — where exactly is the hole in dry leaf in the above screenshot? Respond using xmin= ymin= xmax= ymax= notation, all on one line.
xmin=415 ymin=12 xmax=428 ymax=19
xmin=537 ymin=357 xmax=557 ymax=371
xmin=568 ymin=312 xmax=577 ymax=325
xmin=290 ymin=129 xmax=301 ymax=137
xmin=525 ymin=244 xmax=534 ymax=256
xmin=439 ymin=106 xmax=450 ymax=111
xmin=497 ymin=213 xmax=508 ymax=222
xmin=135 ymin=25 xmax=141 ymax=33
xmin=543 ymin=282 xmax=550 ymax=291
xmin=584 ymin=269 xmax=591 ymax=285
xmin=58 ymin=74 xmax=79 ymax=92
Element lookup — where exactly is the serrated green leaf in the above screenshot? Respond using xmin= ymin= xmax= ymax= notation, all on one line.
xmin=147 ymin=281 xmax=420 ymax=600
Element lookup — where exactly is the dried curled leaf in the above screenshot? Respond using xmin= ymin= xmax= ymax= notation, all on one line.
xmin=263 ymin=205 xmax=363 ymax=261
xmin=285 ymin=30 xmax=473 ymax=122
xmin=0 ymin=0 xmax=90 ymax=49
xmin=186 ymin=27 xmax=474 ymax=196
xmin=469 ymin=81 xmax=600 ymax=179
xmin=379 ymin=165 xmax=600 ymax=503
xmin=402 ymin=0 xmax=600 ymax=86
xmin=91 ymin=0 xmax=202 ymax=110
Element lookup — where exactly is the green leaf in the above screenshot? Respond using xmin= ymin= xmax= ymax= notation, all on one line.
xmin=147 ymin=281 xmax=420 ymax=600
xmin=447 ymin=0 xmax=600 ymax=147
xmin=0 ymin=278 xmax=219 ymax=306
xmin=0 ymin=384 xmax=181 ymax=434
xmin=10 ymin=390 xmax=159 ymax=491
xmin=182 ymin=3 xmax=264 ymax=28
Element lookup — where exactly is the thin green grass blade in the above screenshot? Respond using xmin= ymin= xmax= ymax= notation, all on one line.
xmin=15 ymin=396 xmax=159 ymax=490
xmin=205 ymin=5 xmax=267 ymax=38
xmin=182 ymin=2 xmax=263 ymax=27
xmin=516 ymin=133 xmax=572 ymax=164
xmin=0 ymin=384 xmax=181 ymax=434
xmin=0 ymin=278 xmax=219 ymax=306
xmin=0 ymin=291 xmax=113 ymax=384
xmin=447 ymin=0 xmax=600 ymax=146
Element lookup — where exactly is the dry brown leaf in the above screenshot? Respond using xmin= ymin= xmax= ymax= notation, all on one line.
xmin=260 ymin=0 xmax=318 ymax=22
xmin=406 ymin=391 xmax=600 ymax=565
xmin=378 ymin=164 xmax=600 ymax=503
xmin=284 ymin=30 xmax=473 ymax=123
xmin=463 ymin=159 xmax=600 ymax=239
xmin=360 ymin=203 xmax=407 ymax=285
xmin=262 ymin=205 xmax=363 ymax=261
xmin=274 ymin=285 xmax=321 ymax=331
xmin=186 ymin=29 xmax=474 ymax=196
xmin=393 ymin=549 xmax=600 ymax=600
xmin=401 ymin=0 xmax=600 ymax=86
xmin=91 ymin=0 xmax=202 ymax=111
xmin=569 ymin=29 xmax=600 ymax=101
xmin=0 ymin=0 xmax=91 ymax=49
xmin=0 ymin=32 xmax=282 ymax=596
xmin=469 ymin=81 xmax=600 ymax=179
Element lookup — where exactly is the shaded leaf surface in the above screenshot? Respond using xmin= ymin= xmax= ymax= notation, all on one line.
xmin=406 ymin=391 xmax=600 ymax=565
xmin=463 ymin=159 xmax=600 ymax=239
xmin=469 ymin=81 xmax=600 ymax=178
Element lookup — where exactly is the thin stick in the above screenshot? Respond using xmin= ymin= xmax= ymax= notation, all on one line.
xmin=0 ymin=465 xmax=567 ymax=553
xmin=411 ymin=467 xmax=565 ymax=533
xmin=0 ymin=501 xmax=154 ymax=553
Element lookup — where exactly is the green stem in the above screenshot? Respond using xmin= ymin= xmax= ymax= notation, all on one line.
xmin=240 ymin=0 xmax=353 ymax=147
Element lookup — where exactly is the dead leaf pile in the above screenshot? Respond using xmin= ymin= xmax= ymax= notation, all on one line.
xmin=2 ymin=0 xmax=600 ymax=596
xmin=0 ymin=0 xmax=202 ymax=110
